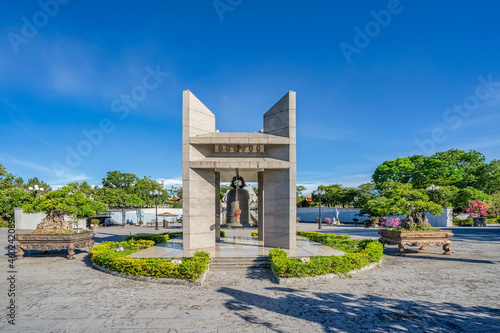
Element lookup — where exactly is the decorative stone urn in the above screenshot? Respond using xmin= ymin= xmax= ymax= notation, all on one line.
xmin=473 ymin=217 xmax=487 ymax=227
xmin=378 ymin=229 xmax=454 ymax=256
xmin=16 ymin=232 xmax=95 ymax=259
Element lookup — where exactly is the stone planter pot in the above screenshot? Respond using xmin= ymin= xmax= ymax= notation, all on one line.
xmin=473 ymin=217 xmax=487 ymax=227
xmin=16 ymin=232 xmax=95 ymax=260
xmin=378 ymin=229 xmax=454 ymax=256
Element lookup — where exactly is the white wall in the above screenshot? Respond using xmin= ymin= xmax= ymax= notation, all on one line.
xmin=296 ymin=207 xmax=453 ymax=228
xmin=15 ymin=208 xmax=87 ymax=230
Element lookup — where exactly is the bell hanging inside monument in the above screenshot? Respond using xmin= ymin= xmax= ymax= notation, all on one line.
xmin=222 ymin=172 xmax=252 ymax=228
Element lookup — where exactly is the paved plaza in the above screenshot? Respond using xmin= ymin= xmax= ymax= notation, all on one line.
xmin=2 ymin=224 xmax=500 ymax=332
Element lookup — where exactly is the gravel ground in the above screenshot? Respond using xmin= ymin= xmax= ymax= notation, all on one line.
xmin=1 ymin=224 xmax=499 ymax=332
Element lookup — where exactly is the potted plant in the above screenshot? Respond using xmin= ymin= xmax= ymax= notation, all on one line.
xmin=90 ymin=219 xmax=100 ymax=230
xmin=466 ymin=200 xmax=495 ymax=227
xmin=18 ymin=184 xmax=107 ymax=259
xmin=296 ymin=216 xmax=301 ymax=223
xmin=363 ymin=181 xmax=454 ymax=255
xmin=324 ymin=217 xmax=332 ymax=225
xmin=366 ymin=217 xmax=378 ymax=228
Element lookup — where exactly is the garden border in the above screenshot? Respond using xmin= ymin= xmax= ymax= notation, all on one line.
xmin=270 ymin=259 xmax=382 ymax=285
xmin=92 ymin=262 xmax=210 ymax=286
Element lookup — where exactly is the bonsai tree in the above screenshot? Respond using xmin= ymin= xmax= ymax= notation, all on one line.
xmin=23 ymin=183 xmax=108 ymax=234
xmin=363 ymin=181 xmax=443 ymax=230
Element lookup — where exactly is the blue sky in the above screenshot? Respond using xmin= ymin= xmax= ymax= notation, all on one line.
xmin=1 ymin=0 xmax=499 ymax=192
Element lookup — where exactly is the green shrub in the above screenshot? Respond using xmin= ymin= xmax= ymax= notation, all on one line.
xmin=0 ymin=220 xmax=9 ymax=227
xmin=125 ymin=232 xmax=183 ymax=244
xmin=269 ymin=232 xmax=383 ymax=278
xmin=251 ymin=231 xmax=258 ymax=237
xmin=90 ymin=219 xmax=100 ymax=226
xmin=453 ymin=218 xmax=499 ymax=225
xmin=90 ymin=239 xmax=209 ymax=281
xmin=220 ymin=230 xmax=226 ymax=237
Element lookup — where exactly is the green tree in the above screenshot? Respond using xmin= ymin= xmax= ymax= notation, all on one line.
xmin=0 ymin=187 xmax=34 ymax=222
xmin=92 ymin=187 xmax=144 ymax=208
xmin=102 ymin=170 xmax=138 ymax=190
xmin=168 ymin=185 xmax=183 ymax=199
xmin=0 ymin=163 xmax=17 ymax=190
xmin=25 ymin=177 xmax=52 ymax=192
xmin=409 ymin=155 xmax=462 ymax=188
xmin=453 ymin=187 xmax=491 ymax=213
xmin=491 ymin=192 xmax=500 ymax=211
xmin=363 ymin=181 xmax=443 ymax=219
xmin=131 ymin=176 xmax=168 ymax=206
xmin=372 ymin=157 xmax=415 ymax=184
xmin=296 ymin=185 xmax=306 ymax=204
xmin=354 ymin=183 xmax=377 ymax=208
xmin=427 ymin=185 xmax=460 ymax=208
xmin=485 ymin=160 xmax=500 ymax=194
xmin=434 ymin=149 xmax=488 ymax=190
xmin=23 ymin=183 xmax=108 ymax=221
xmin=313 ymin=184 xmax=344 ymax=207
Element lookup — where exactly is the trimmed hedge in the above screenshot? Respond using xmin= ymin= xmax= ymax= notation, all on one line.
xmin=125 ymin=232 xmax=183 ymax=244
xmin=91 ymin=238 xmax=209 ymax=281
xmin=453 ymin=218 xmax=500 ymax=225
xmin=269 ymin=232 xmax=383 ymax=278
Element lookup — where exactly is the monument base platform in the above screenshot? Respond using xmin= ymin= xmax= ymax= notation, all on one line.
xmin=130 ymin=230 xmax=343 ymax=259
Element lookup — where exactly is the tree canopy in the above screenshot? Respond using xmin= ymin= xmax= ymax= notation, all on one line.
xmin=371 ymin=149 xmax=500 ymax=212
xmin=102 ymin=170 xmax=138 ymax=189
xmin=362 ymin=181 xmax=443 ymax=217
xmin=23 ymin=183 xmax=108 ymax=221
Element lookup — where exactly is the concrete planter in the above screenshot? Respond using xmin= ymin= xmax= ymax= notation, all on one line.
xmin=473 ymin=217 xmax=487 ymax=227
xmin=378 ymin=229 xmax=453 ymax=256
xmin=16 ymin=232 xmax=95 ymax=260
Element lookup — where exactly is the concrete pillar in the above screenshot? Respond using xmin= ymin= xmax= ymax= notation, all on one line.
xmin=258 ymin=171 xmax=264 ymax=242
xmin=262 ymin=91 xmax=296 ymax=249
xmin=263 ymin=169 xmax=296 ymax=249
xmin=215 ymin=172 xmax=221 ymax=242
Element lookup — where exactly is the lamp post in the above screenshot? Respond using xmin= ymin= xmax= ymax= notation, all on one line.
xmin=313 ymin=190 xmax=325 ymax=229
xmin=149 ymin=190 xmax=163 ymax=230
xmin=426 ymin=184 xmax=439 ymax=201
xmin=28 ymin=185 xmax=44 ymax=198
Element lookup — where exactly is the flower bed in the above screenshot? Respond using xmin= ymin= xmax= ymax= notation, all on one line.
xmin=269 ymin=232 xmax=383 ymax=278
xmin=90 ymin=237 xmax=209 ymax=281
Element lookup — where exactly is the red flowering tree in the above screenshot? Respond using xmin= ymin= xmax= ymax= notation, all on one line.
xmin=466 ymin=200 xmax=495 ymax=217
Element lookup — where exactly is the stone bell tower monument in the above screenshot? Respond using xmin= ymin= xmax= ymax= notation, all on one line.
xmin=182 ymin=90 xmax=297 ymax=250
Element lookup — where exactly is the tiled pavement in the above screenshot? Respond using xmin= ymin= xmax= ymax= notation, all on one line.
xmin=1 ymin=224 xmax=499 ymax=332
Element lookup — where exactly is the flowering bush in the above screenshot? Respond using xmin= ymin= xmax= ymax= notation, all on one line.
xmin=380 ymin=220 xmax=386 ymax=227
xmin=466 ymin=200 xmax=494 ymax=218
xmin=387 ymin=218 xmax=400 ymax=228
xmin=324 ymin=217 xmax=332 ymax=224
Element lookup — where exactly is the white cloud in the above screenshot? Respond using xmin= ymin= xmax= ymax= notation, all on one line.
xmin=156 ymin=178 xmax=182 ymax=188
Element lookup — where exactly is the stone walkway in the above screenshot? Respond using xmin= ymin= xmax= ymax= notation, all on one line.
xmin=1 ymin=224 xmax=500 ymax=332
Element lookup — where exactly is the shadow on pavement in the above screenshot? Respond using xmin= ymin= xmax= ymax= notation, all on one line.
xmin=218 ymin=287 xmax=500 ymax=332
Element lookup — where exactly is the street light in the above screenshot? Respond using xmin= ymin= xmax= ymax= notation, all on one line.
xmin=313 ymin=190 xmax=326 ymax=229
xmin=426 ymin=184 xmax=440 ymax=191
xmin=426 ymin=184 xmax=440 ymax=203
xmin=149 ymin=190 xmax=163 ymax=230
xmin=28 ymin=185 xmax=44 ymax=197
